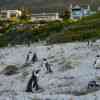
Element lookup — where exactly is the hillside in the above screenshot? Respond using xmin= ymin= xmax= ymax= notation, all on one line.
xmin=0 ymin=0 xmax=99 ymax=10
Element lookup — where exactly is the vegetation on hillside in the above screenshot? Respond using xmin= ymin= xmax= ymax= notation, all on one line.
xmin=47 ymin=12 xmax=100 ymax=44
xmin=0 ymin=20 xmax=64 ymax=47
xmin=1 ymin=12 xmax=100 ymax=47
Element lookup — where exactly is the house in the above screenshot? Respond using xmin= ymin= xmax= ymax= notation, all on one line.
xmin=0 ymin=10 xmax=22 ymax=21
xmin=70 ymin=4 xmax=90 ymax=20
xmin=31 ymin=13 xmax=62 ymax=22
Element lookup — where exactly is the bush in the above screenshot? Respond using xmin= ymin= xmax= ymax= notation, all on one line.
xmin=47 ymin=21 xmax=64 ymax=32
xmin=0 ymin=34 xmax=8 ymax=47
xmin=47 ymin=31 xmax=81 ymax=44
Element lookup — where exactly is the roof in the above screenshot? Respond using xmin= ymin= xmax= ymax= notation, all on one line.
xmin=71 ymin=4 xmax=90 ymax=9
xmin=31 ymin=13 xmax=59 ymax=16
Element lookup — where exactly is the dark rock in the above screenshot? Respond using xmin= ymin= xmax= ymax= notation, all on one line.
xmin=3 ymin=65 xmax=18 ymax=76
xmin=96 ymin=55 xmax=100 ymax=58
xmin=88 ymin=80 xmax=100 ymax=89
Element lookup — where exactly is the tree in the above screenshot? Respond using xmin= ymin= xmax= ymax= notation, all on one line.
xmin=19 ymin=7 xmax=32 ymax=20
xmin=63 ymin=9 xmax=70 ymax=19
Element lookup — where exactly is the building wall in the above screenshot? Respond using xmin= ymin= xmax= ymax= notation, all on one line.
xmin=7 ymin=10 xmax=22 ymax=19
xmin=31 ymin=13 xmax=61 ymax=22
xmin=70 ymin=5 xmax=90 ymax=20
xmin=0 ymin=10 xmax=22 ymax=20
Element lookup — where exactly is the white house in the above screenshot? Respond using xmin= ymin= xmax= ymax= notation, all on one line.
xmin=70 ymin=4 xmax=90 ymax=20
xmin=0 ymin=10 xmax=22 ymax=20
xmin=31 ymin=13 xmax=62 ymax=22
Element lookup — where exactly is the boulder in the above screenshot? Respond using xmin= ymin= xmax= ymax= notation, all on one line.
xmin=2 ymin=65 xmax=18 ymax=76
